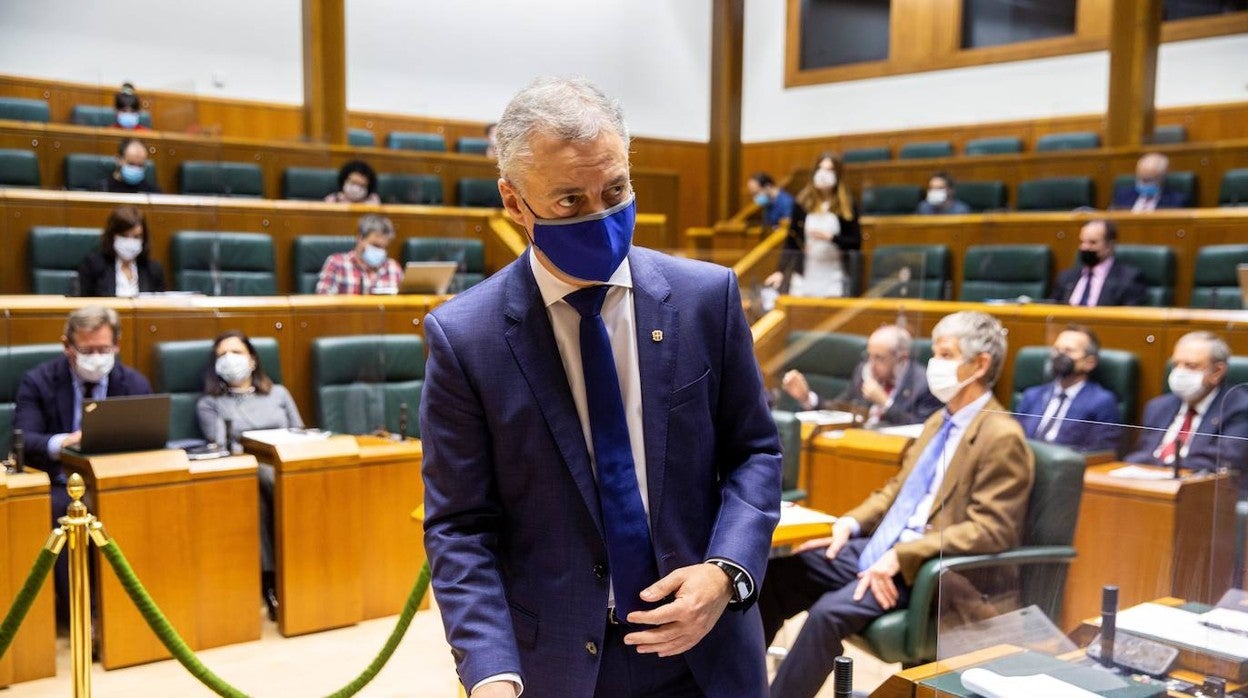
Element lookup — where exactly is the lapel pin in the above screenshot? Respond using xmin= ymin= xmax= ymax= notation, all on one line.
xmin=651 ymin=330 xmax=663 ymax=342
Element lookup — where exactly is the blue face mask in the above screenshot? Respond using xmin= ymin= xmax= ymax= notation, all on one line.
xmin=117 ymin=111 xmax=140 ymax=129
xmin=360 ymin=244 xmax=387 ymax=268
xmin=526 ymin=196 xmax=635 ymax=283
xmin=1135 ymin=180 xmax=1161 ymax=198
xmin=120 ymin=163 xmax=145 ymax=185
xmin=753 ymin=192 xmax=770 ymax=207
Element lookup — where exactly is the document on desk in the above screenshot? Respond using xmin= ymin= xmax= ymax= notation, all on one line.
xmin=876 ymin=422 xmax=925 ymax=439
xmin=793 ymin=409 xmax=856 ymax=426
xmin=1105 ymin=465 xmax=1175 ymax=481
xmin=1117 ymin=603 xmax=1248 ymax=660
xmin=779 ymin=502 xmax=837 ymax=527
xmin=240 ymin=428 xmax=332 ymax=446
xmin=961 ymin=668 xmax=1101 ymax=698
xmin=1198 ymin=607 xmax=1248 ymax=636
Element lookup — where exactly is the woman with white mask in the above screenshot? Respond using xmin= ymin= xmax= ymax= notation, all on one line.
xmin=75 ymin=205 xmax=167 ymax=297
xmin=324 ymin=159 xmax=382 ymax=205
xmin=789 ymin=152 xmax=861 ymax=297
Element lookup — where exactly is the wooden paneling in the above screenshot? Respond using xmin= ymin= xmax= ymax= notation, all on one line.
xmin=710 ymin=0 xmax=745 ymax=223
xmin=301 ymin=0 xmax=348 ymax=145
xmin=3 ymin=472 xmax=55 ymax=684
xmin=1106 ymin=0 xmax=1161 ymax=147
xmin=188 ymin=460 xmax=262 ymax=650
xmin=355 ymin=437 xmax=426 ymax=619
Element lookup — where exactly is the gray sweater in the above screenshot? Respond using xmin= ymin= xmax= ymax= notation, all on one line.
xmin=196 ymin=384 xmax=304 ymax=446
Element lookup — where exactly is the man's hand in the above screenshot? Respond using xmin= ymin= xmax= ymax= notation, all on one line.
xmin=623 ymin=563 xmax=732 ymax=657
xmin=781 ymin=370 xmax=812 ymax=408
xmin=470 ymin=681 xmax=518 ymax=698
xmin=861 ymin=371 xmax=888 ymax=406
xmin=793 ymin=520 xmax=853 ymax=559
xmin=808 ymin=229 xmax=833 ymax=242
xmin=764 ymin=271 xmax=786 ymax=289
xmin=62 ymin=431 xmax=82 ymax=449
xmin=853 ymin=548 xmax=902 ymax=610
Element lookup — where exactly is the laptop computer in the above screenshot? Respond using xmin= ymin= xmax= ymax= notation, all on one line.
xmin=1238 ymin=264 xmax=1248 ymax=309
xmin=399 ymin=261 xmax=458 ymax=295
xmin=78 ymin=394 xmax=171 ymax=455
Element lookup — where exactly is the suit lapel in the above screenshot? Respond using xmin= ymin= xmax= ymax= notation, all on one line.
xmin=54 ymin=358 xmax=76 ymax=430
xmin=929 ymin=399 xmax=995 ymax=517
xmin=629 ymin=251 xmax=677 ymax=526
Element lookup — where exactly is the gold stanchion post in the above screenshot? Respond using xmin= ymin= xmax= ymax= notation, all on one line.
xmin=60 ymin=473 xmax=96 ymax=698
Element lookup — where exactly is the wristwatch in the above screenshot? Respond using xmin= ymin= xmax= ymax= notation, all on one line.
xmin=709 ymin=560 xmax=750 ymax=605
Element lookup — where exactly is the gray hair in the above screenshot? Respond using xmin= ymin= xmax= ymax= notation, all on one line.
xmin=872 ymin=324 xmax=913 ymax=357
xmin=64 ymin=306 xmax=120 ymax=343
xmin=495 ymin=76 xmax=630 ymax=185
xmin=357 ymin=214 xmax=395 ymax=239
xmin=931 ymin=311 xmax=1007 ymax=387
xmin=1177 ymin=330 xmax=1230 ymax=365
xmin=1139 ymin=151 xmax=1169 ymax=173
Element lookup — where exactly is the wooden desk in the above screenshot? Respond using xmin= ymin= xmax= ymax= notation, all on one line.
xmin=806 ymin=428 xmax=913 ymax=517
xmin=1061 ymin=463 xmax=1237 ymax=632
xmin=1 ymin=470 xmax=55 ymax=684
xmin=354 ymin=435 xmax=428 ymax=618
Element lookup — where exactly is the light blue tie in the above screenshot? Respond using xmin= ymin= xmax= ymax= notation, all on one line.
xmin=857 ymin=415 xmax=955 ymax=572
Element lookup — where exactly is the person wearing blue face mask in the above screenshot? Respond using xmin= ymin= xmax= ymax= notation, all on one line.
xmin=1110 ymin=152 xmax=1191 ymax=212
xmin=113 ymin=83 xmax=149 ymax=131
xmin=314 ymin=214 xmax=403 ymax=294
xmin=420 ymin=76 xmax=781 ymax=698
xmin=749 ymin=172 xmax=806 ymax=295
xmin=97 ymin=138 xmax=162 ymax=194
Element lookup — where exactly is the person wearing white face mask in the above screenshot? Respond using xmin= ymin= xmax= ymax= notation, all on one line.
xmin=76 ymin=205 xmax=167 ymax=297
xmin=760 ymin=311 xmax=1032 ymax=698
xmin=781 ymin=151 xmax=862 ymax=298
xmin=916 ymin=172 xmax=971 ymax=215
xmin=324 ymin=160 xmax=381 ymax=205
xmin=315 ymin=214 xmax=403 ymax=294
xmin=13 ymin=306 xmax=153 ymax=622
xmin=1125 ymin=331 xmax=1248 ymax=491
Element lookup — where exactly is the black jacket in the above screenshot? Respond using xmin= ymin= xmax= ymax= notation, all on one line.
xmin=96 ymin=175 xmax=162 ymax=195
xmin=76 ymin=250 xmax=167 ymax=297
xmin=1049 ymin=259 xmax=1148 ymax=307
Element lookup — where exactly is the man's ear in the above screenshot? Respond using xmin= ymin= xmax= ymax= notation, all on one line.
xmin=498 ymin=178 xmax=528 ymax=231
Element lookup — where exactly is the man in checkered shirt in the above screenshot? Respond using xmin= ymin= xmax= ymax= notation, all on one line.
xmin=315 ymin=214 xmax=403 ymax=295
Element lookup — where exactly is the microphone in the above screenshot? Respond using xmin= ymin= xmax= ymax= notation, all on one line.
xmin=1100 ymin=585 xmax=1118 ymax=669
xmin=398 ymin=402 xmax=409 ymax=441
xmin=224 ymin=418 xmax=235 ymax=454
xmin=13 ymin=428 xmax=24 ymax=473
xmin=210 ymin=236 xmax=223 ymax=297
xmin=833 ymin=656 xmax=853 ymax=698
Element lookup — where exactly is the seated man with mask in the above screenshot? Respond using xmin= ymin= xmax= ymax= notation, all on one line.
xmin=1049 ymin=220 xmax=1148 ymax=307
xmin=96 ymin=137 xmax=162 ymax=194
xmin=1111 ymin=152 xmax=1191 ymax=212
xmin=759 ymin=311 xmax=1034 ymax=698
xmin=1015 ymin=325 xmax=1122 ymax=453
xmin=780 ymin=324 xmax=941 ymax=427
xmin=1125 ymin=331 xmax=1248 ymax=492
xmin=315 ymin=214 xmax=403 ymax=295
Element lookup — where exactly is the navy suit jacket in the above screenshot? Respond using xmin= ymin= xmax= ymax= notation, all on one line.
xmin=1049 ymin=259 xmax=1149 ymax=307
xmin=1111 ymin=183 xmax=1191 ymax=210
xmin=1125 ymin=383 xmax=1248 ymax=491
xmin=13 ymin=355 xmax=153 ymax=483
xmin=830 ymin=360 xmax=942 ymax=426
xmin=420 ymin=248 xmax=782 ymax=696
xmin=1015 ymin=379 xmax=1122 ymax=453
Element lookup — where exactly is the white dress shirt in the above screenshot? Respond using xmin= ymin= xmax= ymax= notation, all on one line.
xmin=1152 ymin=386 xmax=1218 ymax=461
xmin=114 ymin=259 xmax=140 ymax=298
xmin=1036 ymin=379 xmax=1087 ymax=442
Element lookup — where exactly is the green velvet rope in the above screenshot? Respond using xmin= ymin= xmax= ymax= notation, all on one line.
xmin=98 ymin=539 xmax=432 ymax=698
xmin=0 ymin=547 xmax=58 ymax=662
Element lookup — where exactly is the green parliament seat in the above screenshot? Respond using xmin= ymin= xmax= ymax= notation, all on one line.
xmin=842 ymin=147 xmax=890 ymax=163
xmin=282 ymin=167 xmax=339 ymax=201
xmin=153 ymin=337 xmax=283 ymax=442
xmin=0 ymin=344 xmax=65 ymax=457
xmin=178 ymin=161 xmax=264 ymax=198
xmin=1016 ymin=176 xmax=1094 ymax=211
xmin=912 ymin=338 xmax=933 ymax=367
xmin=869 ymin=244 xmax=951 ymax=300
xmin=456 ymin=137 xmax=490 ymax=155
xmin=64 ymin=153 xmax=156 ymax=191
xmin=862 ymin=185 xmax=924 ymax=216
xmin=1219 ymin=168 xmax=1248 ymax=207
xmin=1111 ymin=171 xmax=1197 ymax=205
xmin=1035 ymin=131 xmax=1100 ymax=152
xmin=311 ymin=335 xmax=425 ymax=435
xmin=28 ymin=226 xmax=100 ymax=295
xmin=387 ymin=132 xmax=446 ymax=152
xmin=964 ymin=136 xmax=1022 ymax=156
xmin=853 ymin=440 xmax=1084 ymax=665
xmin=0 ymin=97 xmax=50 ymax=123
xmin=401 ymin=237 xmax=486 ymax=292
xmin=898 ymin=141 xmax=953 ymax=160
xmin=348 ymin=128 xmax=376 ymax=147
xmin=1151 ymin=125 xmax=1187 ymax=144
xmin=956 ymin=181 xmax=1008 ymax=212
xmin=1111 ymin=244 xmax=1176 ymax=307
xmin=292 ymin=235 xmax=356 ymax=294
xmin=960 ymin=244 xmax=1052 ymax=301
xmin=771 ymin=410 xmax=807 ymax=503
xmin=457 ymin=178 xmax=504 ymax=208
xmin=170 ymin=231 xmax=277 ymax=296
xmin=774 ymin=331 xmax=868 ymax=412
xmin=1010 ymin=345 xmax=1139 ymax=423
xmin=377 ymin=173 xmax=443 ymax=205
xmin=71 ymin=105 xmax=152 ymax=128
xmin=1190 ymin=244 xmax=1248 ymax=309
xmin=0 ymin=149 xmax=40 ymax=188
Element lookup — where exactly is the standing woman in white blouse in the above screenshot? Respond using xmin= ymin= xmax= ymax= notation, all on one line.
xmin=75 ymin=205 xmax=167 ymax=297
xmin=792 ymin=152 xmax=861 ymax=297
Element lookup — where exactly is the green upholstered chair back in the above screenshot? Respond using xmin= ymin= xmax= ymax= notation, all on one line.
xmin=0 ymin=97 xmax=50 ymax=123
xmin=387 ymin=132 xmax=446 ymax=152
xmin=377 ymin=173 xmax=443 ymax=205
xmin=956 ymin=181 xmax=1008 ymax=212
xmin=771 ymin=410 xmax=806 ymax=502
xmin=1191 ymin=244 xmax=1248 ymax=308
xmin=1220 ymin=168 xmax=1248 ymax=207
xmin=869 ymin=245 xmax=951 ymax=300
xmin=775 ymin=331 xmax=868 ymax=411
xmin=912 ymin=338 xmax=933 ymax=367
xmin=282 ymin=167 xmax=339 ymax=200
xmin=401 ymin=237 xmax=486 ymax=293
xmin=1108 ymin=244 xmax=1176 ymax=306
xmin=456 ymin=137 xmax=490 ymax=155
xmin=347 ymin=128 xmax=376 ymax=147
xmin=457 ymin=178 xmax=504 ymax=208
xmin=1151 ymin=125 xmax=1187 ymax=144
xmin=1018 ymin=440 xmax=1086 ymax=613
xmin=70 ymin=105 xmax=152 ymax=128
xmin=28 ymin=227 xmax=101 ymax=295
xmin=0 ymin=344 xmax=64 ymax=457
xmin=170 ymin=231 xmax=277 ymax=296
xmin=862 ymin=185 xmax=924 ymax=216
xmin=178 ymin=161 xmax=264 ymax=197
xmin=960 ymin=244 xmax=1052 ymax=302
xmin=1111 ymin=171 xmax=1197 ymax=204
xmin=1010 ymin=345 xmax=1138 ymax=420
xmin=964 ymin=136 xmax=1022 ymax=156
xmin=1035 ymin=131 xmax=1100 ymax=152
xmin=312 ymin=335 xmax=425 ymax=435
xmin=842 ymin=147 xmax=890 ymax=163
xmin=153 ymin=337 xmax=282 ymax=442
xmin=0 ymin=149 xmax=40 ymax=188
xmin=64 ymin=154 xmax=157 ymax=191
xmin=898 ymin=141 xmax=953 ymax=160
xmin=292 ymin=235 xmax=356 ymax=293
xmin=1016 ymin=177 xmax=1095 ymax=211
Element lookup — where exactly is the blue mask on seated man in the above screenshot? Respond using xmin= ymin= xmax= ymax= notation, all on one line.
xmin=527 ymin=196 xmax=635 ymax=283
xmin=1135 ymin=181 xmax=1161 ymax=198
xmin=120 ymin=164 xmax=146 ymax=185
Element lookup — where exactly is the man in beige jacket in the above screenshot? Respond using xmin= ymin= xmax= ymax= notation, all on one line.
xmin=759 ymin=311 xmax=1035 ymax=698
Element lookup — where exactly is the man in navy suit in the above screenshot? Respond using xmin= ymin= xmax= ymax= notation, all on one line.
xmin=1111 ymin=152 xmax=1191 ymax=212
xmin=1049 ymin=220 xmax=1149 ymax=307
xmin=1015 ymin=325 xmax=1122 ymax=453
xmin=1125 ymin=331 xmax=1248 ymax=493
xmin=420 ymin=77 xmax=782 ymax=698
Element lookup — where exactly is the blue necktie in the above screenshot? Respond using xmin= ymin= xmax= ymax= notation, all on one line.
xmin=564 ymin=285 xmax=658 ymax=617
xmin=857 ymin=415 xmax=955 ymax=572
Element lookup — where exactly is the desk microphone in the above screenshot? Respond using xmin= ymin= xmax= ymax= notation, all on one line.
xmin=12 ymin=428 xmax=23 ymax=473
xmin=833 ymin=656 xmax=853 ymax=698
xmin=224 ymin=418 xmax=235 ymax=454
xmin=398 ymin=402 xmax=409 ymax=441
xmin=1100 ymin=585 xmax=1118 ymax=669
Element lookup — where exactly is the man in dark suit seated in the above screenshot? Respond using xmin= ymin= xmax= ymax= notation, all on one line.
xmin=1110 ymin=152 xmax=1190 ymax=212
xmin=780 ymin=324 xmax=942 ymax=427
xmin=1049 ymin=219 xmax=1148 ymax=307
xmin=759 ymin=311 xmax=1034 ymax=698
xmin=1015 ymin=324 xmax=1122 ymax=453
xmin=1125 ymin=331 xmax=1248 ymax=492
xmin=95 ymin=137 xmax=162 ymax=195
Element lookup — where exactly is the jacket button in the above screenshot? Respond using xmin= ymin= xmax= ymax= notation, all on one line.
xmin=586 ymin=641 xmax=598 ymax=656
xmin=593 ymin=564 xmax=607 ymax=580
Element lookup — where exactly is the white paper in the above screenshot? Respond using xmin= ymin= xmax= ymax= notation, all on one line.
xmin=1198 ymin=607 xmax=1248 ymax=636
xmin=1106 ymin=465 xmax=1176 ymax=480
xmin=793 ymin=409 xmax=856 ymax=426
xmin=960 ymin=668 xmax=1100 ymax=698
xmin=875 ymin=422 xmax=925 ymax=438
xmin=1117 ymin=603 xmax=1248 ymax=660
xmin=240 ymin=428 xmax=332 ymax=445
xmin=779 ymin=502 xmax=837 ymax=527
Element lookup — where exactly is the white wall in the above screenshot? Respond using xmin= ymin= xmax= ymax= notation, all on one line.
xmin=742 ymin=0 xmax=1248 ymax=143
